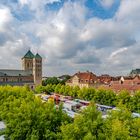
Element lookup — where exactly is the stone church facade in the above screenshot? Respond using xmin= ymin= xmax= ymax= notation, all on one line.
xmin=0 ymin=50 xmax=42 ymax=88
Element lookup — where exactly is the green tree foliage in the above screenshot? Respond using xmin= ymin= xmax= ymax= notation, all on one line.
xmin=130 ymin=118 xmax=140 ymax=139
xmin=0 ymin=86 xmax=71 ymax=140
xmin=117 ymin=90 xmax=131 ymax=106
xmin=35 ymin=84 xmax=140 ymax=113
xmin=55 ymin=84 xmax=62 ymax=93
xmin=35 ymin=84 xmax=56 ymax=94
xmin=61 ymin=103 xmax=105 ymax=140
xmin=93 ymin=88 xmax=117 ymax=106
xmin=130 ymin=91 xmax=140 ymax=113
xmin=42 ymin=75 xmax=71 ymax=86
xmin=61 ymin=104 xmax=140 ymax=140
xmin=59 ymin=75 xmax=71 ymax=85
xmin=103 ymin=105 xmax=140 ymax=140
xmin=0 ymin=86 xmax=140 ymax=140
xmin=35 ymin=85 xmax=47 ymax=93
xmin=42 ymin=77 xmax=60 ymax=86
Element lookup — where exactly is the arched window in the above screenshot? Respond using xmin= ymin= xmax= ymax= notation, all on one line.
xmin=27 ymin=63 xmax=29 ymax=68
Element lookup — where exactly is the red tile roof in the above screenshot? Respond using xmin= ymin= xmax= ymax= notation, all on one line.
xmin=67 ymin=71 xmax=97 ymax=84
xmin=76 ymin=72 xmax=97 ymax=80
xmin=99 ymin=75 xmax=140 ymax=92
xmin=97 ymin=75 xmax=114 ymax=84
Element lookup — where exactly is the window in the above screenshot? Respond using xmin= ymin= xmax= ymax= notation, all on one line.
xmin=3 ymin=77 xmax=8 ymax=82
xmin=6 ymin=78 xmax=8 ymax=82
xmin=18 ymin=78 xmax=22 ymax=82
xmin=3 ymin=78 xmax=5 ymax=82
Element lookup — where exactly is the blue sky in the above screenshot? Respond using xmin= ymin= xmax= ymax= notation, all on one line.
xmin=46 ymin=0 xmax=120 ymax=19
xmin=3 ymin=0 xmax=121 ymax=20
xmin=0 ymin=0 xmax=140 ymax=76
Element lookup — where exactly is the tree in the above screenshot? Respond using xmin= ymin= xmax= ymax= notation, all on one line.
xmin=103 ymin=105 xmax=140 ymax=140
xmin=54 ymin=84 xmax=62 ymax=93
xmin=0 ymin=86 xmax=71 ymax=140
xmin=35 ymin=85 xmax=47 ymax=93
xmin=59 ymin=75 xmax=71 ymax=85
xmin=42 ymin=77 xmax=60 ymax=86
xmin=130 ymin=91 xmax=140 ymax=113
xmin=130 ymin=118 xmax=140 ymax=139
xmin=94 ymin=88 xmax=116 ymax=106
xmin=117 ymin=90 xmax=131 ymax=105
xmin=61 ymin=102 xmax=105 ymax=140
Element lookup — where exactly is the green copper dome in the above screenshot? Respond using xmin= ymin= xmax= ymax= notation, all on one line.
xmin=35 ymin=53 xmax=42 ymax=59
xmin=22 ymin=50 xmax=34 ymax=59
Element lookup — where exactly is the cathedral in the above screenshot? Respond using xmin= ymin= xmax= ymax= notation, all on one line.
xmin=0 ymin=50 xmax=42 ymax=88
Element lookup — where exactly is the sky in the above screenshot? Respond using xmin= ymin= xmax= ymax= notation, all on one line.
xmin=0 ymin=0 xmax=140 ymax=76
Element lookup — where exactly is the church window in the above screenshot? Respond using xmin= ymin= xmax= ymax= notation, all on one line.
xmin=18 ymin=78 xmax=22 ymax=82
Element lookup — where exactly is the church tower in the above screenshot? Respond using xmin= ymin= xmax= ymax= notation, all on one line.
xmin=22 ymin=50 xmax=34 ymax=71
xmin=22 ymin=50 xmax=42 ymax=86
xmin=33 ymin=53 xmax=42 ymax=85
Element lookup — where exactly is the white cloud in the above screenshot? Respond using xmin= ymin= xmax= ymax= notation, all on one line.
xmin=109 ymin=47 xmax=128 ymax=58
xmin=1 ymin=0 xmax=140 ymax=76
xmin=116 ymin=0 xmax=140 ymax=21
xmin=19 ymin=0 xmax=61 ymax=10
xmin=100 ymin=0 xmax=115 ymax=8
xmin=18 ymin=0 xmax=140 ymax=75
xmin=0 ymin=7 xmax=12 ymax=31
xmin=19 ymin=0 xmax=28 ymax=5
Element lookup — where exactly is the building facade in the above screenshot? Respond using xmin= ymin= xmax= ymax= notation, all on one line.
xmin=0 ymin=50 xmax=42 ymax=88
xmin=66 ymin=71 xmax=115 ymax=88
xmin=130 ymin=69 xmax=140 ymax=77
xmin=101 ymin=75 xmax=140 ymax=93
xmin=66 ymin=71 xmax=98 ymax=88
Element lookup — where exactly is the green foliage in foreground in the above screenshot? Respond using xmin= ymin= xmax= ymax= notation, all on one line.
xmin=0 ymin=86 xmax=71 ymax=140
xmin=35 ymin=84 xmax=140 ymax=113
xmin=61 ymin=104 xmax=140 ymax=140
xmin=61 ymin=103 xmax=105 ymax=140
xmin=0 ymin=86 xmax=140 ymax=140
